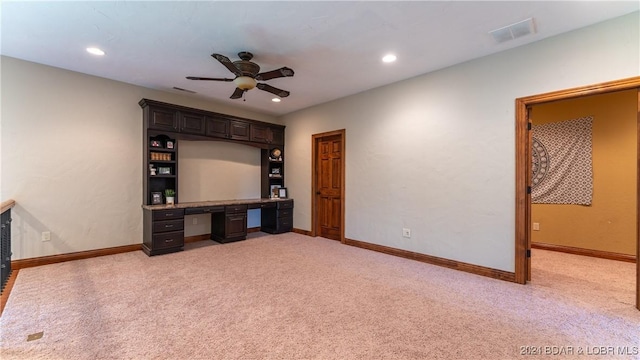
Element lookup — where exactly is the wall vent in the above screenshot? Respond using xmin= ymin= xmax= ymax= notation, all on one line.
xmin=489 ymin=17 xmax=536 ymax=43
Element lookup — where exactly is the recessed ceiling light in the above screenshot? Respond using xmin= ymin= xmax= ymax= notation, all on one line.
xmin=86 ymin=47 xmax=105 ymax=56
xmin=382 ymin=54 xmax=397 ymax=63
xmin=272 ymin=98 xmax=281 ymax=103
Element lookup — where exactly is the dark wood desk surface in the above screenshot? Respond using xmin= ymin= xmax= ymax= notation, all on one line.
xmin=141 ymin=198 xmax=291 ymax=211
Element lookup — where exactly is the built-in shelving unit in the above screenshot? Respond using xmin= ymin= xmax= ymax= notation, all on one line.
xmin=146 ymin=134 xmax=177 ymax=205
xmin=139 ymin=98 xmax=293 ymax=255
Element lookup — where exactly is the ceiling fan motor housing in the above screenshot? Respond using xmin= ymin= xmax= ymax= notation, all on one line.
xmin=234 ymin=59 xmax=260 ymax=78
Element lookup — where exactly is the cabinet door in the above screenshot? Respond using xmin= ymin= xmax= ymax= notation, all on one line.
xmin=229 ymin=120 xmax=250 ymax=141
xmin=149 ymin=107 xmax=178 ymax=131
xmin=250 ymin=124 xmax=270 ymax=143
xmin=206 ymin=116 xmax=230 ymax=139
xmin=180 ymin=112 xmax=205 ymax=135
xmin=270 ymin=127 xmax=285 ymax=145
xmin=225 ymin=213 xmax=247 ymax=238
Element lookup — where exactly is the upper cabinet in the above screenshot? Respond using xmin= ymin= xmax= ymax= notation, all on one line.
xmin=139 ymin=99 xmax=284 ymax=148
xmin=251 ymin=124 xmax=284 ymax=145
xmin=250 ymin=124 xmax=270 ymax=143
xmin=147 ymin=105 xmax=178 ymax=131
xmin=270 ymin=127 xmax=284 ymax=145
xmin=179 ymin=112 xmax=206 ymax=135
xmin=229 ymin=120 xmax=250 ymax=141
xmin=206 ymin=116 xmax=230 ymax=139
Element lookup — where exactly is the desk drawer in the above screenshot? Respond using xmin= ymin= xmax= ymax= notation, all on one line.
xmin=277 ymin=208 xmax=293 ymax=218
xmin=277 ymin=200 xmax=293 ymax=210
xmin=153 ymin=209 xmax=185 ymax=220
xmin=152 ymin=231 xmax=184 ymax=249
xmin=278 ymin=216 xmax=293 ymax=230
xmin=184 ymin=206 xmax=224 ymax=215
xmin=260 ymin=202 xmax=277 ymax=209
xmin=153 ymin=219 xmax=184 ymax=233
xmin=225 ymin=204 xmax=248 ymax=214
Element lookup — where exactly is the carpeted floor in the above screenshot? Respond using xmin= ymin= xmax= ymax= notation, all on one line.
xmin=1 ymin=232 xmax=638 ymax=359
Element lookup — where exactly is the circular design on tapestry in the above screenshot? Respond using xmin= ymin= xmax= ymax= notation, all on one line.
xmin=531 ymin=137 xmax=549 ymax=188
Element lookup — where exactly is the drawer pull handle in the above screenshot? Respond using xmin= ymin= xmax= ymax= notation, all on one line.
xmin=165 ymin=213 xmax=172 ymax=217
xmin=165 ymin=224 xmax=173 ymax=228
xmin=165 ymin=239 xmax=173 ymax=243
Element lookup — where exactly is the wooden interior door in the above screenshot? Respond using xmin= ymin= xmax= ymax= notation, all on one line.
xmin=636 ymin=88 xmax=639 ymax=311
xmin=313 ymin=130 xmax=345 ymax=241
xmin=526 ymin=107 xmax=532 ymax=281
xmin=516 ymin=77 xmax=640 ymax=311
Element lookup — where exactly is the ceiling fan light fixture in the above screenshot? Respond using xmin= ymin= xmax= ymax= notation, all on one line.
xmin=233 ymin=76 xmax=257 ymax=90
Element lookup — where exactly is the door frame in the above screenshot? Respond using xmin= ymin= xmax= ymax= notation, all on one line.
xmin=311 ymin=129 xmax=346 ymax=243
xmin=514 ymin=76 xmax=640 ymax=310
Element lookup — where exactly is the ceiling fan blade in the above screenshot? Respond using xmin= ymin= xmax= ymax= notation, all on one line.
xmin=211 ymin=53 xmax=241 ymax=76
xmin=255 ymin=67 xmax=295 ymax=81
xmin=256 ymin=83 xmax=290 ymax=98
xmin=230 ymin=87 xmax=245 ymax=99
xmin=186 ymin=76 xmax=234 ymax=81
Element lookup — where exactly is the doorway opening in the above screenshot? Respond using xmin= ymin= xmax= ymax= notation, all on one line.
xmin=514 ymin=76 xmax=640 ymax=310
xmin=312 ymin=129 xmax=345 ymax=242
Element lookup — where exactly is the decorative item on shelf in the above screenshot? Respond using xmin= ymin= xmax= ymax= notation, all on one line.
xmin=150 ymin=152 xmax=171 ymax=161
xmin=164 ymin=189 xmax=175 ymax=205
xmin=149 ymin=164 xmax=157 ymax=176
xmin=151 ymin=192 xmax=163 ymax=205
xmin=270 ymin=185 xmax=281 ymax=198
xmin=269 ymin=167 xmax=282 ymax=178
xmin=158 ymin=167 xmax=171 ymax=175
xmin=269 ymin=148 xmax=283 ymax=161
xmin=150 ymin=140 xmax=163 ymax=148
xmin=166 ymin=140 xmax=174 ymax=149
xmin=278 ymin=187 xmax=288 ymax=199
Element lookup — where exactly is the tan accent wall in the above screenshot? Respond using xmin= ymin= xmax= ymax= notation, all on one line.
xmin=530 ymin=89 xmax=637 ymax=255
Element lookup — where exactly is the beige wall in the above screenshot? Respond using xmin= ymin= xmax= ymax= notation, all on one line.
xmin=281 ymin=12 xmax=639 ymax=272
xmin=1 ymin=56 xmax=276 ymax=259
xmin=530 ymin=90 xmax=637 ymax=255
xmin=1 ymin=12 xmax=639 ymax=271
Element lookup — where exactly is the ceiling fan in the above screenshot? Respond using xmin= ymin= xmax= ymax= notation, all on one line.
xmin=187 ymin=51 xmax=294 ymax=100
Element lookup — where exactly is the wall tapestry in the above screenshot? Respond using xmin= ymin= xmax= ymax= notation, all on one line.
xmin=532 ymin=116 xmax=593 ymax=205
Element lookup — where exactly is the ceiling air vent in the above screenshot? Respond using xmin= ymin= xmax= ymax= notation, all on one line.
xmin=173 ymin=87 xmax=196 ymax=94
xmin=489 ymin=17 xmax=536 ymax=43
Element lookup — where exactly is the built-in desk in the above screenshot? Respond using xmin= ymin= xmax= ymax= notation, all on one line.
xmin=141 ymin=198 xmax=293 ymax=256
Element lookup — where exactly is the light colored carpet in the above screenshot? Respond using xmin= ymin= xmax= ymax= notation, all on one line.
xmin=1 ymin=233 xmax=638 ymax=359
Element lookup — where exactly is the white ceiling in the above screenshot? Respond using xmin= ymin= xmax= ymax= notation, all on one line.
xmin=1 ymin=1 xmax=638 ymax=116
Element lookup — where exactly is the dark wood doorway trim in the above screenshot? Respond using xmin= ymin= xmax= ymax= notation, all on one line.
xmin=311 ymin=129 xmax=346 ymax=243
xmin=514 ymin=76 xmax=640 ymax=311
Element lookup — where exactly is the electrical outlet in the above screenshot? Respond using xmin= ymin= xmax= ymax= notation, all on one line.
xmin=41 ymin=231 xmax=51 ymax=242
xmin=402 ymin=228 xmax=411 ymax=238
xmin=532 ymin=222 xmax=540 ymax=231
xmin=192 ymin=218 xmax=198 ymax=225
